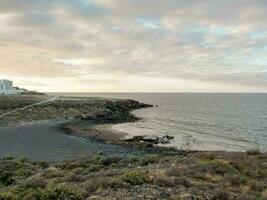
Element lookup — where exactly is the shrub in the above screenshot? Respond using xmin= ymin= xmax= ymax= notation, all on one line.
xmin=83 ymin=180 xmax=99 ymax=193
xmin=153 ymin=176 xmax=175 ymax=187
xmin=0 ymin=191 xmax=20 ymax=200
xmin=82 ymin=164 xmax=102 ymax=174
xmin=16 ymin=169 xmax=32 ymax=178
xmin=212 ymin=190 xmax=230 ymax=200
xmin=46 ymin=178 xmax=62 ymax=188
xmin=246 ymin=149 xmax=261 ymax=155
xmin=21 ymin=177 xmax=46 ymax=189
xmin=99 ymin=156 xmax=121 ymax=166
xmin=63 ymin=171 xmax=82 ymax=182
xmin=197 ymin=159 xmax=238 ymax=175
xmin=139 ymin=154 xmax=159 ymax=166
xmin=0 ymin=171 xmax=14 ymax=186
xmin=83 ymin=177 xmax=126 ymax=194
xmin=236 ymin=194 xmax=253 ymax=200
xmin=121 ymin=171 xmax=150 ymax=185
xmin=165 ymin=166 xmax=181 ymax=177
xmin=0 ymin=188 xmax=46 ymax=200
xmin=250 ymin=180 xmax=265 ymax=192
xmin=127 ymin=156 xmax=139 ymax=164
xmin=45 ymin=183 xmax=86 ymax=200
xmin=224 ymin=174 xmax=248 ymax=186
xmin=174 ymin=177 xmax=191 ymax=188
xmin=42 ymin=169 xmax=65 ymax=179
xmin=1 ymin=155 xmax=14 ymax=161
xmin=22 ymin=189 xmax=44 ymax=200
xmin=262 ymin=189 xmax=267 ymax=200
xmin=35 ymin=161 xmax=49 ymax=169
xmin=200 ymin=153 xmax=216 ymax=160
xmin=153 ymin=175 xmax=191 ymax=188
xmin=18 ymin=157 xmax=29 ymax=163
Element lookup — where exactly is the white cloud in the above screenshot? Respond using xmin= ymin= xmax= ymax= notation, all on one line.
xmin=53 ymin=58 xmax=106 ymax=66
xmin=0 ymin=0 xmax=266 ymax=92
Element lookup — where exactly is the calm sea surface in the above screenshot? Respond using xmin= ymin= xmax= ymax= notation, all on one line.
xmin=55 ymin=93 xmax=267 ymax=152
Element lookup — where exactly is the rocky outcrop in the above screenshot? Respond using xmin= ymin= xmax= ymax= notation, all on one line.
xmin=76 ymin=100 xmax=153 ymax=124
xmin=125 ymin=135 xmax=174 ymax=145
xmin=0 ymin=96 xmax=152 ymax=127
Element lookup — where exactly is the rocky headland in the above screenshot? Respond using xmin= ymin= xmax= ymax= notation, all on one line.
xmin=0 ymin=95 xmax=152 ymax=127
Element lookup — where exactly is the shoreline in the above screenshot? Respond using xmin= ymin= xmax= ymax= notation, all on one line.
xmin=0 ymin=94 xmax=264 ymax=155
xmin=0 ymin=95 xmax=266 ymax=199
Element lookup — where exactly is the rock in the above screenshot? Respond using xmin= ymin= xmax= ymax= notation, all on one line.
xmin=164 ymin=135 xmax=174 ymax=140
xmin=125 ymin=136 xmax=145 ymax=142
xmin=125 ymin=135 xmax=174 ymax=146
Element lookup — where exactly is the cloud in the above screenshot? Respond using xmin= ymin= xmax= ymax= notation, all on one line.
xmin=54 ymin=58 xmax=106 ymax=66
xmin=0 ymin=0 xmax=266 ymax=92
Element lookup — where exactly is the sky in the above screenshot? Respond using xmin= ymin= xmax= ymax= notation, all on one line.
xmin=0 ymin=0 xmax=266 ymax=92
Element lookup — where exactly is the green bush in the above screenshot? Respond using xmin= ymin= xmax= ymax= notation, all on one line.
xmin=121 ymin=171 xmax=149 ymax=185
xmin=16 ymin=169 xmax=32 ymax=178
xmin=0 ymin=191 xmax=20 ymax=200
xmin=35 ymin=161 xmax=49 ymax=169
xmin=197 ymin=159 xmax=238 ymax=175
xmin=22 ymin=189 xmax=46 ymax=200
xmin=85 ymin=164 xmax=102 ymax=173
xmin=44 ymin=183 xmax=86 ymax=200
xmin=18 ymin=157 xmax=29 ymax=163
xmin=0 ymin=188 xmax=45 ymax=200
xmin=0 ymin=171 xmax=14 ymax=186
xmin=250 ymin=180 xmax=265 ymax=192
xmin=83 ymin=177 xmax=126 ymax=194
xmin=1 ymin=155 xmax=14 ymax=161
xmin=20 ymin=177 xmax=46 ymax=189
xmin=139 ymin=154 xmax=159 ymax=166
xmin=99 ymin=156 xmax=121 ymax=166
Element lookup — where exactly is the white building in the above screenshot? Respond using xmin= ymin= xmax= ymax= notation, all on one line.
xmin=0 ymin=79 xmax=20 ymax=95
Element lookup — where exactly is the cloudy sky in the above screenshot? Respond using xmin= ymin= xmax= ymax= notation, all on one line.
xmin=0 ymin=0 xmax=266 ymax=92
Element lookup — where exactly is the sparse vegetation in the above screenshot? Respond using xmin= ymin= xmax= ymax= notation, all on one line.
xmin=0 ymin=151 xmax=266 ymax=199
xmin=121 ymin=171 xmax=150 ymax=185
xmin=138 ymin=154 xmax=159 ymax=166
xmin=246 ymin=149 xmax=261 ymax=155
xmin=0 ymin=95 xmax=151 ymax=126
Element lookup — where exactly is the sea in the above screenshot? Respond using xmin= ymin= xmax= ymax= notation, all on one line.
xmin=55 ymin=93 xmax=267 ymax=152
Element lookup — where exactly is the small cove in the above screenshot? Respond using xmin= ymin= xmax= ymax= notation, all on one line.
xmin=0 ymin=122 xmax=143 ymax=161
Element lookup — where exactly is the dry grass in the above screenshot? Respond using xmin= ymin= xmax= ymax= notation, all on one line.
xmin=0 ymin=151 xmax=266 ymax=200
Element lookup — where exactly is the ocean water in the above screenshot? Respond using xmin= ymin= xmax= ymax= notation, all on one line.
xmin=54 ymin=93 xmax=267 ymax=152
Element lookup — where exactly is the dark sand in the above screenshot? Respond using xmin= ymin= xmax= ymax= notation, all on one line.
xmin=0 ymin=122 xmax=141 ymax=161
xmin=63 ymin=123 xmax=127 ymax=142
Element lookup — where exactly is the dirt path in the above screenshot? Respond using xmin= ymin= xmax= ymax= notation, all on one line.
xmin=0 ymin=96 xmax=59 ymax=118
